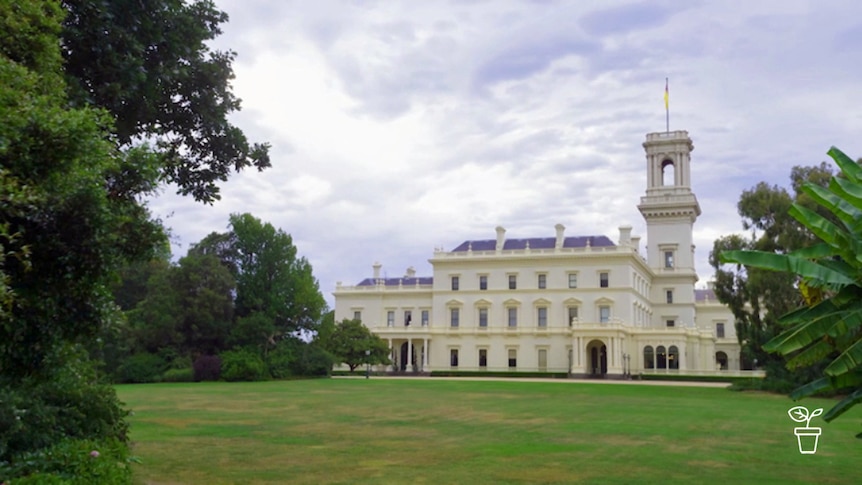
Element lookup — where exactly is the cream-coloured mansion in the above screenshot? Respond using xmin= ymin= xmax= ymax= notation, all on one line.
xmin=334 ymin=130 xmax=742 ymax=377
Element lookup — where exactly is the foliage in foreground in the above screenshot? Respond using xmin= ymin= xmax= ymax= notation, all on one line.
xmin=0 ymin=438 xmax=133 ymax=485
xmin=722 ymin=147 xmax=862 ymax=436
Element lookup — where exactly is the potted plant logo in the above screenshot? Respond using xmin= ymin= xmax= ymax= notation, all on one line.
xmin=787 ymin=406 xmax=823 ymax=454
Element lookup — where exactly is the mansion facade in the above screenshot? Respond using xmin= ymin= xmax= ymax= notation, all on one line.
xmin=333 ymin=130 xmax=742 ymax=377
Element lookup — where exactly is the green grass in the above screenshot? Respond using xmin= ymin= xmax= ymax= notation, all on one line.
xmin=117 ymin=378 xmax=861 ymax=484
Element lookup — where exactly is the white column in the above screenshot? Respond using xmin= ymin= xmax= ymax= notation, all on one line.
xmin=388 ymin=338 xmax=393 ymax=371
xmin=422 ymin=338 xmax=429 ymax=371
xmin=407 ymin=339 xmax=413 ymax=372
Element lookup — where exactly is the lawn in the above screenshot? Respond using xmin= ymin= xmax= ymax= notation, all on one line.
xmin=117 ymin=378 xmax=861 ymax=484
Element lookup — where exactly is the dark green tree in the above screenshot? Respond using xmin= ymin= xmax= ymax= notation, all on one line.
xmin=0 ymin=0 xmax=163 ymax=379
xmin=0 ymin=1 xmax=154 ymax=473
xmin=171 ymin=252 xmax=235 ymax=356
xmin=709 ymin=164 xmax=834 ymax=384
xmin=325 ymin=319 xmax=391 ymax=372
xmin=60 ymin=0 xmax=270 ymax=203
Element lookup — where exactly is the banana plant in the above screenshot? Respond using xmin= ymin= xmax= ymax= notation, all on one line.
xmin=721 ymin=147 xmax=862 ymax=438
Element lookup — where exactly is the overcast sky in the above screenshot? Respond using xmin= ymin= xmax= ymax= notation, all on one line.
xmin=148 ymin=0 xmax=862 ymax=307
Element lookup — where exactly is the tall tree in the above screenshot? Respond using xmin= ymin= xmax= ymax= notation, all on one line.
xmin=171 ymin=252 xmax=235 ymax=356
xmin=722 ymin=147 xmax=862 ymax=435
xmin=709 ymin=164 xmax=834 ymax=381
xmin=194 ymin=213 xmax=326 ymax=352
xmin=60 ymin=0 xmax=270 ymax=203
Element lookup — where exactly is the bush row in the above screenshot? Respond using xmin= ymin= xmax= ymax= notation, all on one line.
xmin=114 ymin=341 xmax=335 ymax=383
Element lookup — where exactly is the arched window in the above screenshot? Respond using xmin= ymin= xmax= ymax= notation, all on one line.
xmin=656 ymin=345 xmax=667 ymax=369
xmin=644 ymin=346 xmax=654 ymax=369
xmin=716 ymin=351 xmax=728 ymax=370
xmin=668 ymin=345 xmax=679 ymax=370
xmin=661 ymin=159 xmax=675 ymax=186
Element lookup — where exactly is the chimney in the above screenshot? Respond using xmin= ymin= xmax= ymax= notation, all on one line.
xmin=631 ymin=236 xmax=641 ymax=253
xmin=555 ymin=224 xmax=565 ymax=249
xmin=618 ymin=225 xmax=632 ymax=246
xmin=372 ymin=262 xmax=382 ymax=282
xmin=405 ymin=266 xmax=416 ymax=278
xmin=495 ymin=226 xmax=506 ymax=251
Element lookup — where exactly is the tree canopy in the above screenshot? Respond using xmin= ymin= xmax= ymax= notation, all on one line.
xmin=60 ymin=0 xmax=270 ymax=203
xmin=709 ymin=163 xmax=834 ymax=383
xmin=322 ymin=319 xmax=391 ymax=372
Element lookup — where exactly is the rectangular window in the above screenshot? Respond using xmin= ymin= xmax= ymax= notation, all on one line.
xmin=664 ymin=250 xmax=674 ymax=268
xmin=537 ymin=307 xmax=547 ymax=327
xmin=353 ymin=311 xmax=361 ymax=321
xmin=421 ymin=310 xmax=429 ymax=326
xmin=450 ymin=349 xmax=459 ymax=367
xmin=450 ymin=308 xmax=459 ymax=327
xmin=716 ymin=322 xmax=725 ymax=338
xmin=538 ymin=274 xmax=547 ymax=289
xmin=508 ymin=274 xmax=517 ymax=290
xmin=666 ymin=319 xmax=675 ymax=327
xmin=387 ymin=311 xmax=395 ymax=327
xmin=508 ymin=307 xmax=517 ymax=327
xmin=567 ymin=306 xmax=578 ymax=326
xmin=479 ymin=275 xmax=488 ymax=290
xmin=538 ymin=349 xmax=548 ymax=370
xmin=451 ymin=276 xmax=459 ymax=291
xmin=404 ymin=310 xmax=412 ymax=326
xmin=600 ymin=272 xmax=609 ymax=288
xmin=599 ymin=306 xmax=610 ymax=323
xmin=666 ymin=290 xmax=673 ymax=304
xmin=479 ymin=349 xmax=487 ymax=368
xmin=508 ymin=349 xmax=517 ymax=368
xmin=478 ymin=308 xmax=488 ymax=328
xmin=568 ymin=273 xmax=578 ymax=288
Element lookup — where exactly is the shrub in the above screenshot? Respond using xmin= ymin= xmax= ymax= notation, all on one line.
xmin=161 ymin=367 xmax=194 ymax=383
xmin=0 ymin=438 xmax=133 ymax=484
xmin=266 ymin=341 xmax=296 ymax=379
xmin=291 ymin=344 xmax=334 ymax=377
xmin=220 ymin=349 xmax=268 ymax=382
xmin=117 ymin=353 xmax=166 ymax=383
xmin=0 ymin=346 xmax=129 ymax=465
xmin=193 ymin=355 xmax=221 ymax=382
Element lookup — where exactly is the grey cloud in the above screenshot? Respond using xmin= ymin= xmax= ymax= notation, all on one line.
xmin=579 ymin=1 xmax=677 ymax=37
xmin=474 ymin=37 xmax=600 ymax=86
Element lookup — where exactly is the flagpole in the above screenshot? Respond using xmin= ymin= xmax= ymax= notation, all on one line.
xmin=665 ymin=77 xmax=669 ymax=133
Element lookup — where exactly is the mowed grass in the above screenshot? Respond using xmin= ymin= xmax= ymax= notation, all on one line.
xmin=117 ymin=378 xmax=861 ymax=484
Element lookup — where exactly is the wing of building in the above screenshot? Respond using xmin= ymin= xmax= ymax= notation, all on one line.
xmin=334 ymin=130 xmax=742 ymax=377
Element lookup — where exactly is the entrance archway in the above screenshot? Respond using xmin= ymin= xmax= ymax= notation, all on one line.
xmin=716 ymin=351 xmax=728 ymax=370
xmin=399 ymin=342 xmax=415 ymax=371
xmin=586 ymin=339 xmax=607 ymax=377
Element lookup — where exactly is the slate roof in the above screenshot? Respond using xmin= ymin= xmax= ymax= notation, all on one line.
xmin=356 ymin=277 xmax=434 ymax=287
xmin=695 ymin=289 xmax=718 ymax=302
xmin=451 ymin=235 xmax=615 ymax=252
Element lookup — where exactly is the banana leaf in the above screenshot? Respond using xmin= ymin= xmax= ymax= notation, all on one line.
xmin=720 ymin=250 xmax=855 ymax=286
xmin=828 ymin=146 xmax=861 ymax=183
xmin=830 ymin=176 xmax=862 ymax=208
xmin=823 ymin=387 xmax=862 ymax=424
xmin=785 ymin=340 xmax=834 ymax=370
xmin=825 ymin=338 xmax=862 ymax=377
